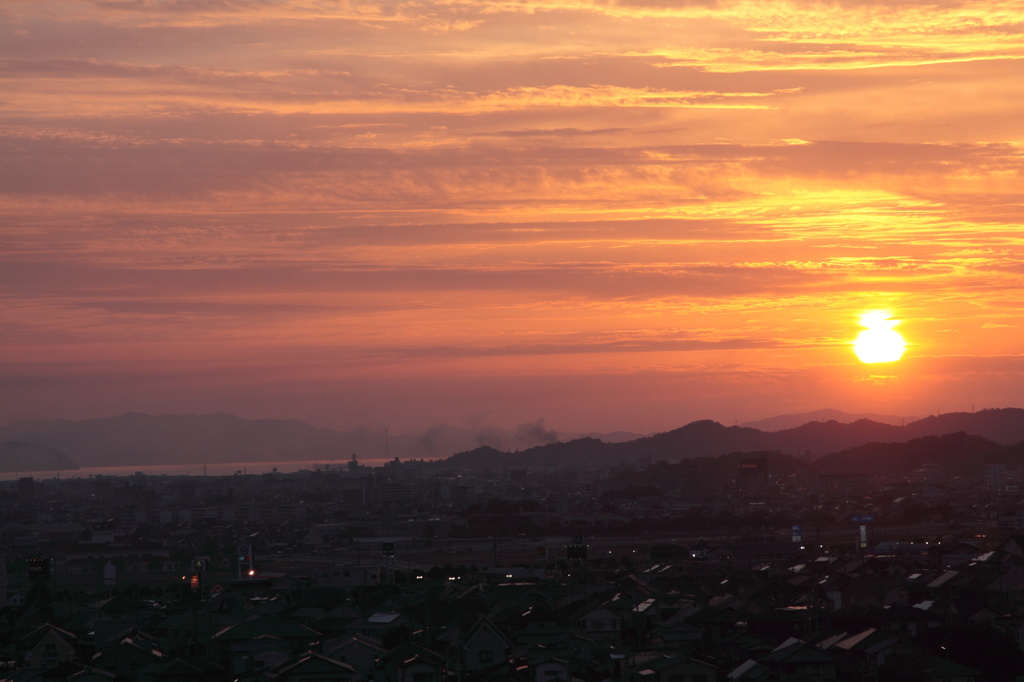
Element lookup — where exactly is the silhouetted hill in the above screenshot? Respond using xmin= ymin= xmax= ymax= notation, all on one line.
xmin=902 ymin=409 xmax=1024 ymax=444
xmin=448 ymin=438 xmax=607 ymax=469
xmin=447 ymin=445 xmax=522 ymax=469
xmin=593 ymin=450 xmax=810 ymax=494
xmin=813 ymin=432 xmax=1003 ymax=477
xmin=443 ymin=408 xmax=1024 ymax=469
xmin=741 ymin=409 xmax=913 ymax=431
xmin=0 ymin=441 xmax=78 ymax=472
xmin=705 ymin=449 xmax=810 ymax=481
xmin=445 ymin=418 xmax=895 ymax=468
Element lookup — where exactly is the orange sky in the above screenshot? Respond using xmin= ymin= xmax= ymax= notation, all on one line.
xmin=2 ymin=0 xmax=1023 ymax=436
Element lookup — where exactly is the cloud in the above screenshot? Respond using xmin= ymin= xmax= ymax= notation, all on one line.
xmin=93 ymin=0 xmax=268 ymax=12
xmin=474 ymin=425 xmax=508 ymax=450
xmin=513 ymin=419 xmax=559 ymax=447
xmin=7 ymin=132 xmax=1019 ymax=223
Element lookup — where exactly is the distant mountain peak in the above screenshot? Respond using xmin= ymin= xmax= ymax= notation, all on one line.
xmin=740 ymin=409 xmax=914 ymax=432
xmin=445 ymin=407 xmax=1024 ymax=468
xmin=0 ymin=441 xmax=78 ymax=472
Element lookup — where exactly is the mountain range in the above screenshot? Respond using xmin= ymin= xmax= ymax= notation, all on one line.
xmin=1 ymin=408 xmax=1022 ymax=473
xmin=739 ymin=408 xmax=915 ymax=431
xmin=444 ymin=408 xmax=1024 ymax=469
xmin=580 ymin=430 xmax=1024 ymax=495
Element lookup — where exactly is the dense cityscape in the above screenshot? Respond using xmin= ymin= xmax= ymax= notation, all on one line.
xmin=3 ymin=442 xmax=1024 ymax=681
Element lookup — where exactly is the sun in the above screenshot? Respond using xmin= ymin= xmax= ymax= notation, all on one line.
xmin=853 ymin=311 xmax=906 ymax=363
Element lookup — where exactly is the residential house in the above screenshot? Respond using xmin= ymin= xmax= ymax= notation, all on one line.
xmin=212 ymin=615 xmax=322 ymax=676
xmin=461 ymin=616 xmax=514 ymax=672
xmin=20 ymin=623 xmax=78 ymax=669
xmin=824 ymin=628 xmax=900 ymax=680
xmin=528 ymin=656 xmax=571 ymax=682
xmin=576 ymin=605 xmax=623 ymax=643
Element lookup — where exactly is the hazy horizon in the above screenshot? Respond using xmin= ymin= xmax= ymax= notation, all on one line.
xmin=0 ymin=404 xmax=977 ymax=438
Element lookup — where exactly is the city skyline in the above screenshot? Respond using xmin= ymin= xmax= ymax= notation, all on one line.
xmin=3 ymin=1 xmax=1024 ymax=434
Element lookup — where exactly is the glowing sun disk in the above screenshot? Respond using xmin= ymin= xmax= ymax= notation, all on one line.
xmin=854 ymin=311 xmax=906 ymax=364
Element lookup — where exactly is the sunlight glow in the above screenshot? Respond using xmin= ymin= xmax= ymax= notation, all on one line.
xmin=854 ymin=312 xmax=906 ymax=364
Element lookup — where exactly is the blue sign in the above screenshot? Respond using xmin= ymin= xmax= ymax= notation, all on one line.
xmin=851 ymin=514 xmax=875 ymax=523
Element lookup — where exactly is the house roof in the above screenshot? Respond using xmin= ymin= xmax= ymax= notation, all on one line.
xmin=831 ymin=628 xmax=899 ymax=654
xmin=327 ymin=633 xmax=385 ymax=651
xmin=638 ymin=653 xmax=718 ymax=674
xmin=20 ymin=622 xmax=78 ymax=649
xmin=927 ymin=570 xmax=961 ymax=589
xmin=273 ymin=651 xmax=355 ymax=676
xmin=368 ymin=612 xmax=401 ymax=624
xmin=214 ymin=615 xmax=321 ymax=641
xmin=91 ymin=638 xmax=166 ymax=665
xmin=727 ymin=659 xmax=770 ymax=680
xmin=378 ymin=641 xmax=445 ymax=666
xmin=761 ymin=638 xmax=838 ymax=664
xmin=464 ymin=615 xmax=514 ymax=649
